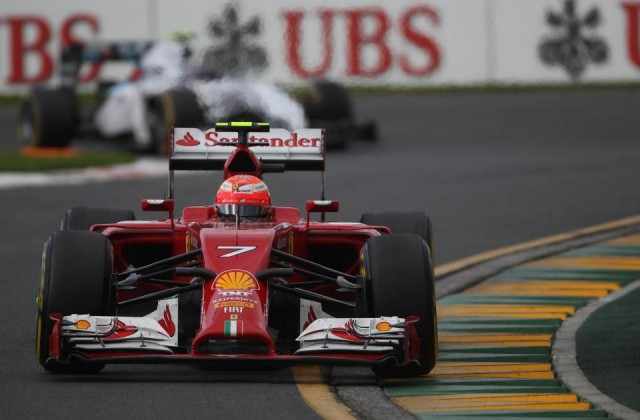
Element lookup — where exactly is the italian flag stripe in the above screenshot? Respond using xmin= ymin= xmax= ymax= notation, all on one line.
xmin=224 ymin=319 xmax=238 ymax=336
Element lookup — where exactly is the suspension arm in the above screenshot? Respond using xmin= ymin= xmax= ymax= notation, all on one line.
xmin=115 ymin=249 xmax=203 ymax=279
xmin=271 ymin=249 xmax=362 ymax=285
xmin=269 ymin=282 xmax=357 ymax=309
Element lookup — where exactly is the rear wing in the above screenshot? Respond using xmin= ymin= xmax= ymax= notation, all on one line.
xmin=167 ymin=125 xmax=327 ymax=201
xmin=169 ymin=127 xmax=325 ymax=171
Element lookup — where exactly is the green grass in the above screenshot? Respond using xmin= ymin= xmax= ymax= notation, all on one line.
xmin=0 ymin=150 xmax=136 ymax=172
xmin=0 ymin=93 xmax=98 ymax=106
xmin=0 ymin=95 xmax=23 ymax=105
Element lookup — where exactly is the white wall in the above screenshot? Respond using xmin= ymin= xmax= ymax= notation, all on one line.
xmin=0 ymin=0 xmax=639 ymax=92
xmin=493 ymin=0 xmax=639 ymax=82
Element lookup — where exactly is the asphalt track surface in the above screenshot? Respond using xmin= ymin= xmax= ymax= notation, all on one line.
xmin=1 ymin=89 xmax=640 ymax=419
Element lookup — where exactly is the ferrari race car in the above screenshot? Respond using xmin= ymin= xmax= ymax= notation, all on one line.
xmin=35 ymin=122 xmax=435 ymax=376
xmin=19 ymin=40 xmax=377 ymax=153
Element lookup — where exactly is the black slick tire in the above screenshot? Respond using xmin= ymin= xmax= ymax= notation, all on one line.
xmin=19 ymin=87 xmax=77 ymax=148
xmin=154 ymin=88 xmax=205 ymax=155
xmin=361 ymin=211 xmax=433 ymax=257
xmin=36 ymin=231 xmax=114 ymax=373
xmin=268 ymin=289 xmax=300 ymax=353
xmin=302 ymin=80 xmax=353 ymax=121
xmin=301 ymin=80 xmax=354 ymax=149
xmin=360 ymin=234 xmax=438 ymax=377
xmin=178 ymin=287 xmax=202 ymax=349
xmin=60 ymin=207 xmax=135 ymax=231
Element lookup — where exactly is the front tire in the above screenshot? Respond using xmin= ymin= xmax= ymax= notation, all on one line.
xmin=361 ymin=211 xmax=433 ymax=257
xmin=36 ymin=231 xmax=114 ymax=373
xmin=178 ymin=288 xmax=202 ymax=349
xmin=360 ymin=234 xmax=437 ymax=377
xmin=268 ymin=289 xmax=300 ymax=353
xmin=60 ymin=207 xmax=135 ymax=231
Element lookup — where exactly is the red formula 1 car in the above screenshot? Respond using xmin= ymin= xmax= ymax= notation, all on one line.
xmin=35 ymin=122 xmax=437 ymax=377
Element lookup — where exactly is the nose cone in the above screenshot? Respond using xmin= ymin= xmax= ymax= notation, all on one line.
xmin=192 ymin=286 xmax=273 ymax=355
xmin=193 ymin=229 xmax=276 ymax=355
xmin=199 ymin=228 xmax=274 ymax=274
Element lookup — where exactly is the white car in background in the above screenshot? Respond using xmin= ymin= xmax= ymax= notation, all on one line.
xmin=19 ymin=39 xmax=376 ymax=153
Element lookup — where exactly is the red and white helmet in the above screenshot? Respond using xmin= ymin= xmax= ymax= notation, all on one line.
xmin=215 ymin=175 xmax=271 ymax=218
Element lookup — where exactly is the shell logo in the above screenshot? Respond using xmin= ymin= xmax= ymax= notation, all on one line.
xmin=375 ymin=321 xmax=392 ymax=332
xmin=74 ymin=319 xmax=91 ymax=330
xmin=214 ymin=270 xmax=259 ymax=290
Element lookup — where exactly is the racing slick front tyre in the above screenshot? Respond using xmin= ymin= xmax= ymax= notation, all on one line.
xmin=60 ymin=207 xmax=136 ymax=231
xmin=268 ymin=289 xmax=300 ymax=353
xmin=19 ymin=87 xmax=77 ymax=148
xmin=178 ymin=287 xmax=202 ymax=349
xmin=153 ymin=88 xmax=205 ymax=155
xmin=360 ymin=234 xmax=437 ymax=377
xmin=36 ymin=231 xmax=115 ymax=373
xmin=360 ymin=211 xmax=433 ymax=257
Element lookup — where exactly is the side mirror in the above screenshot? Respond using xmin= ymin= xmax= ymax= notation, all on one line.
xmin=141 ymin=198 xmax=175 ymax=212
xmin=305 ymin=200 xmax=339 ymax=225
xmin=305 ymin=200 xmax=339 ymax=213
xmin=141 ymin=199 xmax=175 ymax=228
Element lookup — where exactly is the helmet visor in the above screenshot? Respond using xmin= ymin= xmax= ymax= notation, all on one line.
xmin=217 ymin=204 xmax=269 ymax=218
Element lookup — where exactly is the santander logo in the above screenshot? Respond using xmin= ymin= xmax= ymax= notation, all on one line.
xmin=176 ymin=132 xmax=200 ymax=147
xmin=205 ymin=131 xmax=321 ymax=148
xmin=174 ymin=128 xmax=323 ymax=150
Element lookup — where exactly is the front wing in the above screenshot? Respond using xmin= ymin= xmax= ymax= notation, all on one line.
xmin=47 ymin=299 xmax=421 ymax=368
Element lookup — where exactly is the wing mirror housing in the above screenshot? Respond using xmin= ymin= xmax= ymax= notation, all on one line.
xmin=305 ymin=200 xmax=339 ymax=225
xmin=306 ymin=200 xmax=339 ymax=213
xmin=141 ymin=199 xmax=175 ymax=228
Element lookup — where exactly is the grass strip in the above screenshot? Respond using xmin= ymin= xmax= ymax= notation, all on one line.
xmin=0 ymin=150 xmax=135 ymax=172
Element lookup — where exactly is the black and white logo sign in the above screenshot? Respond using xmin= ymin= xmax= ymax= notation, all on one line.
xmin=202 ymin=4 xmax=268 ymax=77
xmin=538 ymin=0 xmax=609 ymax=80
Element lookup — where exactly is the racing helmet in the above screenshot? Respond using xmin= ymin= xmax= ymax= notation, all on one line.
xmin=215 ymin=175 xmax=271 ymax=218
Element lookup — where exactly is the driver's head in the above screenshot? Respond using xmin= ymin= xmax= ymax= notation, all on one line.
xmin=215 ymin=175 xmax=271 ymax=218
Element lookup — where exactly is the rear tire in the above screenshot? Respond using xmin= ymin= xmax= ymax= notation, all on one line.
xmin=302 ymin=80 xmax=353 ymax=121
xmin=357 ymin=120 xmax=379 ymax=142
xmin=36 ymin=231 xmax=114 ymax=373
xmin=301 ymin=80 xmax=354 ymax=149
xmin=361 ymin=211 xmax=433 ymax=257
xmin=153 ymin=88 xmax=205 ymax=155
xmin=19 ymin=87 xmax=77 ymax=148
xmin=360 ymin=234 xmax=437 ymax=377
xmin=60 ymin=207 xmax=135 ymax=231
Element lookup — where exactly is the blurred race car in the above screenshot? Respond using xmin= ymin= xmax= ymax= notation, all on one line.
xmin=35 ymin=122 xmax=435 ymax=376
xmin=19 ymin=40 xmax=377 ymax=153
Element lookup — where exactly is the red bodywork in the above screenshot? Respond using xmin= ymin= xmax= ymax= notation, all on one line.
xmin=48 ymin=138 xmax=421 ymax=368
